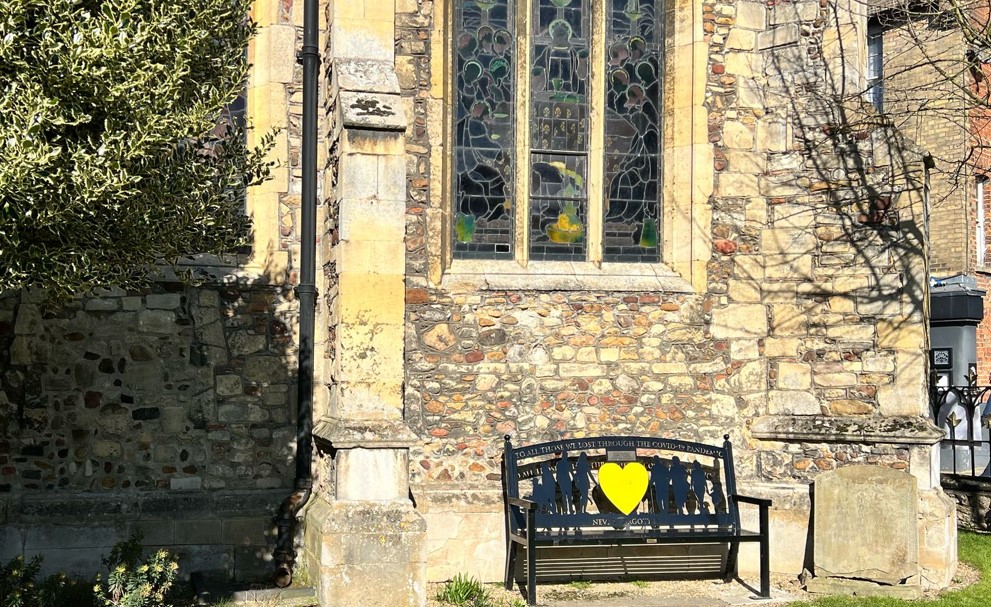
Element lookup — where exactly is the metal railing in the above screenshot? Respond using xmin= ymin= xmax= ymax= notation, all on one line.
xmin=930 ymin=370 xmax=991 ymax=477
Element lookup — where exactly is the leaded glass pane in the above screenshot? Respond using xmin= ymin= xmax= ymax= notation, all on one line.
xmin=454 ymin=0 xmax=516 ymax=259
xmin=529 ymin=0 xmax=590 ymax=261
xmin=530 ymin=153 xmax=588 ymax=261
xmin=603 ymin=0 xmax=661 ymax=262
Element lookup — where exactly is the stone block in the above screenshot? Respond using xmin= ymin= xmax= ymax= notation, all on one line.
xmin=757 ymin=24 xmax=801 ymax=50
xmin=250 ymin=26 xmax=296 ymax=85
xmin=764 ymin=337 xmax=801 ymax=357
xmin=826 ymin=324 xmax=875 ymax=343
xmin=724 ymin=150 xmax=766 ymax=175
xmin=737 ymin=77 xmax=765 ymax=108
xmin=176 ymin=519 xmax=223 ymax=545
xmin=877 ymin=350 xmax=927 ymax=416
xmin=757 ymin=119 xmax=790 ymax=152
xmin=725 ymin=28 xmax=755 ymax=51
xmin=770 ymin=1 xmax=821 ymax=25
xmin=127 ymin=520 xmax=176 ymax=546
xmin=146 ymin=294 xmax=181 ymax=310
xmin=725 ymin=52 xmax=759 ymax=79
xmin=722 ymin=121 xmax=754 ymax=150
xmin=764 ymin=254 xmax=813 ymax=280
xmin=711 ymin=304 xmax=768 ymax=339
xmin=736 ymin=1 xmax=767 ymax=30
xmin=806 ymin=577 xmax=922 ymax=598
xmin=777 ymin=362 xmax=811 ymax=390
xmin=331 ymin=17 xmax=395 ymax=63
xmin=767 ymin=390 xmax=820 ymax=415
xmin=0 ymin=527 xmax=23 ymax=560
xmin=337 ymin=449 xmax=409 ymax=502
xmin=25 ymin=525 xmax=120 ymax=551
xmin=28 ymin=546 xmax=109 ymax=579
xmin=169 ymin=477 xmax=203 ymax=491
xmin=814 ymin=466 xmax=918 ymax=584
xmin=137 ymin=310 xmax=176 ymax=334
xmin=223 ymin=518 xmax=274 ymax=546
xmin=762 ymin=228 xmax=816 ymax=256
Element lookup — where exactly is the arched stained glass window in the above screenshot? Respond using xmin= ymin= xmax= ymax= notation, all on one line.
xmin=452 ymin=0 xmax=663 ymax=264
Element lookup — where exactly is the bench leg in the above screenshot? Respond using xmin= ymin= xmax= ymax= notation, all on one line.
xmin=759 ymin=517 xmax=770 ymax=598
xmin=505 ymin=540 xmax=517 ymax=591
xmin=526 ymin=536 xmax=537 ymax=605
xmin=724 ymin=540 xmax=739 ymax=583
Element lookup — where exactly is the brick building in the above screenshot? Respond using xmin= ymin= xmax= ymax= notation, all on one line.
xmin=0 ymin=2 xmax=960 ymax=606
xmin=873 ymin=2 xmax=991 ymax=377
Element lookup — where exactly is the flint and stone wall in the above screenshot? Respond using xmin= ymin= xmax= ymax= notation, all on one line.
xmin=398 ymin=0 xmax=956 ymax=590
xmin=0 ymin=277 xmax=299 ymax=578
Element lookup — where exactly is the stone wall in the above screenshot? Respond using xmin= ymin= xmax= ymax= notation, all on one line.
xmin=399 ymin=0 xmax=955 ymax=588
xmin=0 ymin=275 xmax=299 ymax=579
xmin=942 ymin=475 xmax=991 ymax=531
xmin=0 ymin=279 xmax=297 ymax=493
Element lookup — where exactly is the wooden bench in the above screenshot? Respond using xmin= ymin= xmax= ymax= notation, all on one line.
xmin=502 ymin=435 xmax=771 ymax=605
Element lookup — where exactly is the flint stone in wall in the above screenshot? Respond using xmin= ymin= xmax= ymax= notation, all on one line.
xmin=813 ymin=465 xmax=918 ymax=585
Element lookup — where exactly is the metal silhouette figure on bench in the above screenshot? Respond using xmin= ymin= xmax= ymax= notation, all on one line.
xmin=556 ymin=450 xmax=574 ymax=515
xmin=650 ymin=455 xmax=671 ymax=515
xmin=670 ymin=456 xmax=690 ymax=515
xmin=574 ymin=452 xmax=594 ymax=514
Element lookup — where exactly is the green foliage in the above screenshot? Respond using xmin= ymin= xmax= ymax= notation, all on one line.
xmin=630 ymin=579 xmax=649 ymax=589
xmin=787 ymin=531 xmax=991 ymax=607
xmin=567 ymin=580 xmax=592 ymax=591
xmin=0 ymin=555 xmax=93 ymax=607
xmin=0 ymin=1 xmax=273 ymax=304
xmin=93 ymin=534 xmax=178 ymax=607
xmin=436 ymin=573 xmax=492 ymax=607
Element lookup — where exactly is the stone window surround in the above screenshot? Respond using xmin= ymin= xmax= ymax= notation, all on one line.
xmin=429 ymin=0 xmax=713 ymax=293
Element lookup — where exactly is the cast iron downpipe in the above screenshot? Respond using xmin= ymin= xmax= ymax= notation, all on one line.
xmin=273 ymin=0 xmax=319 ymax=588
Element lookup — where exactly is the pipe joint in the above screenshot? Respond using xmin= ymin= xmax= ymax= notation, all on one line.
xmin=294 ymin=284 xmax=319 ymax=298
xmin=297 ymin=46 xmax=322 ymax=65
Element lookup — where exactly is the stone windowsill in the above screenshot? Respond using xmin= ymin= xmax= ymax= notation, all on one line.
xmin=442 ymin=259 xmax=695 ymax=293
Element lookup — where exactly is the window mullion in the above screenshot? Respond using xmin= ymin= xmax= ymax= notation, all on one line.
xmin=515 ymin=0 xmax=532 ymax=267
xmin=587 ymin=0 xmax=606 ymax=264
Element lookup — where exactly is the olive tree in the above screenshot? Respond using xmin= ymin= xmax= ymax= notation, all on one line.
xmin=0 ymin=0 xmax=271 ymax=303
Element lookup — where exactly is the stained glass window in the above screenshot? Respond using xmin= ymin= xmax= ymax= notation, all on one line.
xmin=603 ymin=0 xmax=661 ymax=262
xmin=452 ymin=0 xmax=662 ymax=264
xmin=453 ymin=0 xmax=516 ymax=259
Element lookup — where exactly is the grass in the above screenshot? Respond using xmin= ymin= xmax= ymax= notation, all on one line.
xmin=630 ymin=579 xmax=650 ymax=588
xmin=436 ymin=573 xmax=492 ymax=606
xmin=568 ymin=580 xmax=593 ymax=591
xmin=788 ymin=531 xmax=991 ymax=607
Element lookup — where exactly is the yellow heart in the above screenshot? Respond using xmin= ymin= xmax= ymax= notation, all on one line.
xmin=598 ymin=462 xmax=649 ymax=515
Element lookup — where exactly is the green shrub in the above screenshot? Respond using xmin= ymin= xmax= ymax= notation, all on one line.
xmin=0 ymin=555 xmax=92 ymax=607
xmin=436 ymin=573 xmax=492 ymax=607
xmin=93 ymin=534 xmax=179 ymax=607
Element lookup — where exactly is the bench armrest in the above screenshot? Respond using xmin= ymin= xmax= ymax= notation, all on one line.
xmin=733 ymin=494 xmax=772 ymax=508
xmin=508 ymin=496 xmax=538 ymax=510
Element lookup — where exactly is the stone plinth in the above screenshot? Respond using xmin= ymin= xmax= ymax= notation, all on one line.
xmin=304 ymin=497 xmax=427 ymax=607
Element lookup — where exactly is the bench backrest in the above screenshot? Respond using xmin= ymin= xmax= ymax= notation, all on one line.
xmin=503 ymin=435 xmax=742 ymax=533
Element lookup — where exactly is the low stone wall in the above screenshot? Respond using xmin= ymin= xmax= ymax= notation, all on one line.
xmin=942 ymin=475 xmax=991 ymax=531
xmin=0 ymin=489 xmax=283 ymax=581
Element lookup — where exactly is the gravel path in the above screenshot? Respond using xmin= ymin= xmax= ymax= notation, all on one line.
xmin=428 ymin=574 xmax=802 ymax=607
